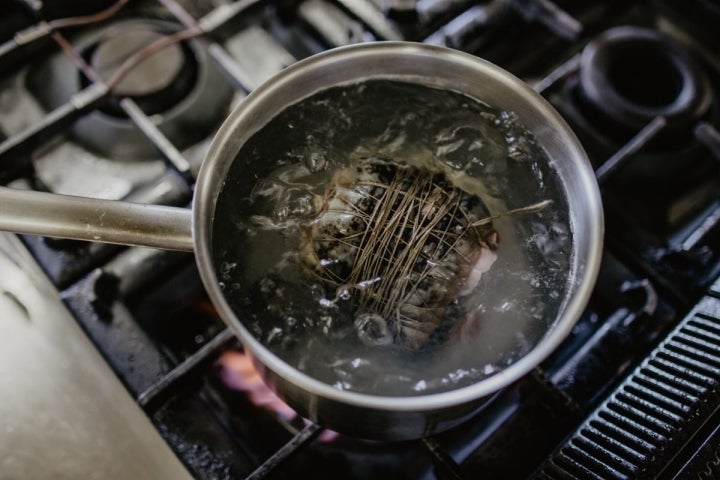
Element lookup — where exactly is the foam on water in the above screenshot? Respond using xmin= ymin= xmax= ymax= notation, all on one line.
xmin=212 ymin=80 xmax=572 ymax=396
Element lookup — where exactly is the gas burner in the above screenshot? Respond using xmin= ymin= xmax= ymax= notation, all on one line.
xmin=26 ymin=19 xmax=233 ymax=161
xmin=554 ymin=25 xmax=719 ymax=191
xmin=85 ymin=25 xmax=197 ymax=117
xmin=577 ymin=25 xmax=712 ymax=139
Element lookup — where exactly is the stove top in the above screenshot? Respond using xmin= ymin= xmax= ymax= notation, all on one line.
xmin=1 ymin=0 xmax=720 ymax=478
xmin=0 ymin=232 xmax=192 ymax=480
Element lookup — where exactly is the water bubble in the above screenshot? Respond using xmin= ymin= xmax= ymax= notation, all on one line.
xmin=286 ymin=190 xmax=316 ymax=218
xmin=258 ymin=276 xmax=276 ymax=295
xmin=336 ymin=286 xmax=352 ymax=301
xmin=447 ymin=368 xmax=472 ymax=383
xmin=495 ymin=300 xmax=515 ymax=313
xmin=318 ymin=298 xmax=335 ymax=308
xmin=350 ymin=357 xmax=367 ymax=368
xmin=435 ymin=125 xmax=490 ymax=170
xmin=354 ymin=313 xmax=393 ymax=347
xmin=319 ymin=316 xmax=334 ymax=335
xmin=273 ymin=205 xmax=289 ymax=221
xmin=219 ymin=261 xmax=238 ymax=278
xmin=306 ymin=151 xmax=328 ymax=173
xmin=266 ymin=327 xmax=283 ymax=344
xmin=309 ymin=283 xmax=325 ymax=299
xmin=252 ymin=179 xmax=281 ymax=198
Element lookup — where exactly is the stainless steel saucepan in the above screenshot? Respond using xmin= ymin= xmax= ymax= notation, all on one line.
xmin=0 ymin=42 xmax=603 ymax=440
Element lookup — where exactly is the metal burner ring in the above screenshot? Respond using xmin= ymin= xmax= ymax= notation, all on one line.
xmin=579 ymin=25 xmax=712 ymax=132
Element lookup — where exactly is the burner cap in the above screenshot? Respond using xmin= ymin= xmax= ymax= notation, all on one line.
xmin=579 ymin=26 xmax=712 ymax=133
xmin=88 ymin=26 xmax=197 ymax=116
xmin=93 ymin=29 xmax=184 ymax=97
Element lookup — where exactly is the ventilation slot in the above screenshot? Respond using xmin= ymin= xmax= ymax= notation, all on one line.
xmin=558 ymin=444 xmax=627 ymax=479
xmin=650 ymin=355 xmax=717 ymax=387
xmin=580 ymin=425 xmax=648 ymax=465
xmin=545 ymin=454 xmax=605 ymax=480
xmin=633 ymin=370 xmax=701 ymax=404
xmin=606 ymin=400 xmax=673 ymax=437
xmin=622 ymin=383 xmax=689 ymax=416
xmin=571 ymin=435 xmax=639 ymax=477
xmin=587 ymin=419 xmax=655 ymax=456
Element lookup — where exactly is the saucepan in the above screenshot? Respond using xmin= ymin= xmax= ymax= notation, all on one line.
xmin=0 ymin=42 xmax=603 ymax=440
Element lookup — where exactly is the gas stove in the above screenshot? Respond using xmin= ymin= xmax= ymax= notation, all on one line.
xmin=1 ymin=0 xmax=720 ymax=479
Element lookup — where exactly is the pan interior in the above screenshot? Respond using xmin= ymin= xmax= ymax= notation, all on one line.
xmin=210 ymin=78 xmax=574 ymax=397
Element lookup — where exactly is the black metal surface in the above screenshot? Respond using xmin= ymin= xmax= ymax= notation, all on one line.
xmin=139 ymin=328 xmax=235 ymax=412
xmin=535 ymin=295 xmax=720 ymax=479
xmin=1 ymin=0 xmax=720 ymax=478
xmin=422 ymin=437 xmax=464 ymax=480
xmin=577 ymin=26 xmax=712 ymax=135
xmin=245 ymin=423 xmax=324 ymax=480
xmin=594 ymin=116 xmax=667 ymax=185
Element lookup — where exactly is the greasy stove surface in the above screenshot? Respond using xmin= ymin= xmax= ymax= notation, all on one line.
xmin=0 ymin=232 xmax=192 ymax=480
xmin=0 ymin=0 xmax=719 ymax=479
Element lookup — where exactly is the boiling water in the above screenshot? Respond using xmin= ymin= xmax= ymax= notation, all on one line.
xmin=213 ymin=80 xmax=572 ymax=396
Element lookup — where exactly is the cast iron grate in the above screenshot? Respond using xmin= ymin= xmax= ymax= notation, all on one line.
xmin=535 ymin=293 xmax=720 ymax=479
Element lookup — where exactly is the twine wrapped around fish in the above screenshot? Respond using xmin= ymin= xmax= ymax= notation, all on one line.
xmin=298 ymin=157 xmax=550 ymax=351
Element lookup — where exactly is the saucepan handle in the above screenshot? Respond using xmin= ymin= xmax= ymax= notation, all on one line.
xmin=0 ymin=186 xmax=194 ymax=252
